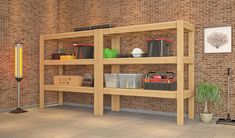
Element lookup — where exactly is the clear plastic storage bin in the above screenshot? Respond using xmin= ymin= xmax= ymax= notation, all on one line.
xmin=118 ymin=74 xmax=143 ymax=89
xmin=104 ymin=74 xmax=119 ymax=88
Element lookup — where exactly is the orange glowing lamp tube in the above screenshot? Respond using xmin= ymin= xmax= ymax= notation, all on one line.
xmin=15 ymin=43 xmax=23 ymax=79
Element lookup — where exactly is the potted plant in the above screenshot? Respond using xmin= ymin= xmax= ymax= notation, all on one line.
xmin=196 ymin=82 xmax=220 ymax=123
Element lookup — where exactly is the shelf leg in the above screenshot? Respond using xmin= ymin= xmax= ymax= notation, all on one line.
xmin=111 ymin=95 xmax=120 ymax=111
xmin=188 ymin=31 xmax=195 ymax=119
xmin=59 ymin=92 xmax=63 ymax=105
xmin=94 ymin=29 xmax=104 ymax=116
xmin=177 ymin=94 xmax=184 ymax=126
xmin=188 ymin=97 xmax=194 ymax=119
xmin=40 ymin=91 xmax=45 ymax=108
xmin=39 ymin=36 xmax=45 ymax=108
xmin=177 ymin=20 xmax=185 ymax=126
xmin=58 ymin=65 xmax=64 ymax=105
xmin=94 ymin=92 xmax=104 ymax=115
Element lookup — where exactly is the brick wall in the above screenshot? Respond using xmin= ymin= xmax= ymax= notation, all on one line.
xmin=0 ymin=0 xmax=58 ymax=111
xmin=1 ymin=0 xmax=235 ymax=117
xmin=57 ymin=0 xmax=235 ymax=117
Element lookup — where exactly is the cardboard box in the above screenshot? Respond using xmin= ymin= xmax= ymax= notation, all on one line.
xmin=54 ymin=76 xmax=83 ymax=87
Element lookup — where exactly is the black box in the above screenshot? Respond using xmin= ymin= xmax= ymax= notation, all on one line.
xmin=147 ymin=38 xmax=172 ymax=57
xmin=73 ymin=44 xmax=94 ymax=59
xmin=144 ymin=82 xmax=177 ymax=91
xmin=52 ymin=53 xmax=66 ymax=60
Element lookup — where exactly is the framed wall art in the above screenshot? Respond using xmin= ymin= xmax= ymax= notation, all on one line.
xmin=204 ymin=26 xmax=232 ymax=53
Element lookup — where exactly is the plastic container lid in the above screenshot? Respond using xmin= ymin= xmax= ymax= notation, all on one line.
xmin=118 ymin=73 xmax=143 ymax=75
xmin=146 ymin=38 xmax=173 ymax=43
xmin=73 ymin=44 xmax=94 ymax=47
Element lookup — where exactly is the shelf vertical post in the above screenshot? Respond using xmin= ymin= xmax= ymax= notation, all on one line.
xmin=188 ymin=29 xmax=195 ymax=119
xmin=58 ymin=43 xmax=64 ymax=105
xmin=177 ymin=20 xmax=185 ymax=126
xmin=39 ymin=36 xmax=45 ymax=108
xmin=94 ymin=29 xmax=104 ymax=115
xmin=111 ymin=36 xmax=121 ymax=111
xmin=58 ymin=66 xmax=63 ymax=105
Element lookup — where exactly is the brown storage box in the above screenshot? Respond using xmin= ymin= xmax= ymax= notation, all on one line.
xmin=54 ymin=76 xmax=83 ymax=87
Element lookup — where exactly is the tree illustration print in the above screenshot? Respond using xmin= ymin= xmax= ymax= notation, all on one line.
xmin=207 ymin=32 xmax=229 ymax=49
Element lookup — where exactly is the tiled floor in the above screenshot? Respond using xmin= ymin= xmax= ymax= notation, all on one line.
xmin=0 ymin=106 xmax=234 ymax=138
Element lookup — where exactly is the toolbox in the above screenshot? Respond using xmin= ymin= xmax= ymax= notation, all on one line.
xmin=144 ymin=72 xmax=177 ymax=90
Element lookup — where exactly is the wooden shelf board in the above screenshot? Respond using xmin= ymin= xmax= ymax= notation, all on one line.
xmin=44 ymin=85 xmax=94 ymax=93
xmin=103 ymin=88 xmax=192 ymax=99
xmin=44 ymin=59 xmax=94 ymax=65
xmin=44 ymin=58 xmax=192 ymax=66
xmin=103 ymin=57 xmax=193 ymax=65
xmin=103 ymin=21 xmax=177 ymax=35
xmin=105 ymin=29 xmax=177 ymax=39
xmin=41 ymin=30 xmax=94 ymax=40
xmin=40 ymin=21 xmax=194 ymax=40
xmin=103 ymin=88 xmax=177 ymax=99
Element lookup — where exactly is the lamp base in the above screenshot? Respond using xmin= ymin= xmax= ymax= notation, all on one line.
xmin=216 ymin=113 xmax=235 ymax=126
xmin=10 ymin=108 xmax=28 ymax=114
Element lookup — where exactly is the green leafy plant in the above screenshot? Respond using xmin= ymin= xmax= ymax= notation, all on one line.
xmin=196 ymin=82 xmax=220 ymax=113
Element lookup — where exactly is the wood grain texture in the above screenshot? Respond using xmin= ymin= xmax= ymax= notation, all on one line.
xmin=44 ymin=85 xmax=94 ymax=93
xmin=94 ymin=29 xmax=104 ymax=116
xmin=103 ymin=57 xmax=193 ymax=65
xmin=104 ymin=88 xmax=177 ymax=98
xmin=58 ymin=43 xmax=64 ymax=105
xmin=103 ymin=21 xmax=177 ymax=35
xmin=176 ymin=20 xmax=185 ymax=126
xmin=39 ymin=37 xmax=45 ymax=108
xmin=41 ymin=30 xmax=94 ymax=40
xmin=111 ymin=37 xmax=121 ymax=111
xmin=183 ymin=21 xmax=195 ymax=32
xmin=188 ymin=31 xmax=195 ymax=119
xmin=58 ymin=66 xmax=64 ymax=105
xmin=44 ymin=59 xmax=94 ymax=65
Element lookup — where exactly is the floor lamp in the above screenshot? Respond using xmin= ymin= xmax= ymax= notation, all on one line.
xmin=10 ymin=43 xmax=28 ymax=113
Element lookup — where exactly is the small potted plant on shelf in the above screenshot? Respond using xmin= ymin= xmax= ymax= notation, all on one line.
xmin=196 ymin=82 xmax=220 ymax=123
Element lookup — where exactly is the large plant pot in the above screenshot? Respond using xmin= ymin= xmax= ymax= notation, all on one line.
xmin=200 ymin=113 xmax=213 ymax=123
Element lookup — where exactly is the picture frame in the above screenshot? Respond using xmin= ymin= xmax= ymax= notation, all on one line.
xmin=204 ymin=26 xmax=232 ymax=53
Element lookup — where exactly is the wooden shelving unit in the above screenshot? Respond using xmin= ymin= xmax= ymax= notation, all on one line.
xmin=44 ymin=59 xmax=94 ymax=65
xmin=40 ymin=20 xmax=195 ymax=126
xmin=39 ymin=30 xmax=97 ymax=112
